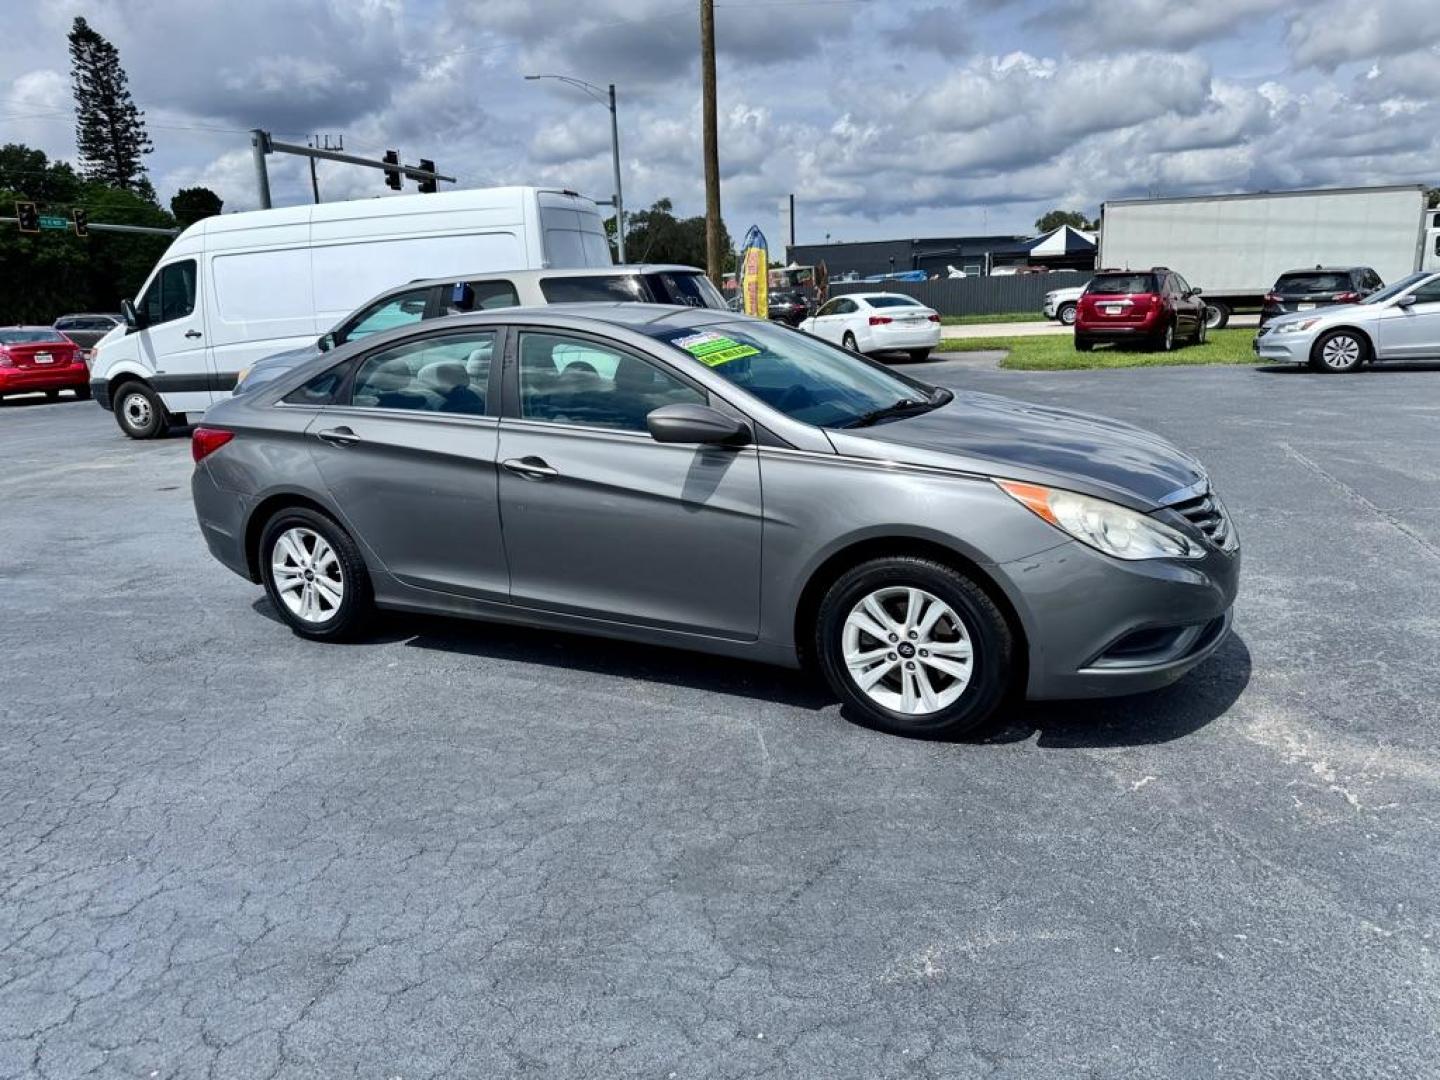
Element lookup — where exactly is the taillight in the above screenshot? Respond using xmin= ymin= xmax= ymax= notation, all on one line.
xmin=1334 ymin=291 xmax=1360 ymax=303
xmin=868 ymin=315 xmax=892 ymax=325
xmin=192 ymin=427 xmax=234 ymax=463
xmin=927 ymin=313 xmax=941 ymax=323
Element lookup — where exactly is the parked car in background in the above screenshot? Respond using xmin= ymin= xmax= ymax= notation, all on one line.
xmin=1253 ymin=269 xmax=1440 ymax=372
xmin=1260 ymin=266 xmax=1383 ymax=326
xmin=766 ymin=290 xmax=812 ymax=326
xmin=233 ymin=265 xmax=729 ymax=395
xmin=0 ymin=327 xmax=90 ymax=401
xmin=191 ymin=304 xmax=1238 ymax=739
xmin=800 ymin=293 xmax=942 ymax=361
xmin=1042 ymin=285 xmax=1085 ymax=326
xmin=90 ymin=186 xmax=613 ymax=440
xmin=1075 ymin=269 xmax=1207 ymax=353
xmin=52 ymin=313 xmax=122 ymax=358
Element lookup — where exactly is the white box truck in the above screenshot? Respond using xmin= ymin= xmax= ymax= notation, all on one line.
xmin=1097 ymin=185 xmax=1440 ymax=327
xmin=90 ymin=186 xmax=612 ymax=436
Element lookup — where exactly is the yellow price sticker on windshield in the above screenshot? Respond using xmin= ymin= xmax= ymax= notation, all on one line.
xmin=672 ymin=331 xmax=760 ymax=367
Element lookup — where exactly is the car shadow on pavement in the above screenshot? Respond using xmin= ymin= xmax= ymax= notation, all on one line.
xmin=1255 ymin=362 xmax=1440 ymax=375
xmin=981 ymin=631 xmax=1252 ymax=749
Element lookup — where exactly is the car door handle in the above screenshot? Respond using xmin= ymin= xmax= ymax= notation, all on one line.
xmin=316 ymin=426 xmax=361 ymax=447
xmin=502 ymin=456 xmax=558 ymax=480
xmin=184 ymin=330 xmax=203 ymax=339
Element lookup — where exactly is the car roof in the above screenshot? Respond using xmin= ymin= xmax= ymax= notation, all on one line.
xmin=396 ymin=264 xmax=704 ymax=290
xmin=1277 ymin=266 xmax=1368 ymax=274
xmin=843 ymin=292 xmax=920 ymax=301
xmin=4 ymin=325 xmax=67 ymax=332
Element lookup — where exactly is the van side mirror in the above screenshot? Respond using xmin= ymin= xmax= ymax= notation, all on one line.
xmin=120 ymin=298 xmax=145 ymax=332
xmin=647 ymin=403 xmax=749 ymax=445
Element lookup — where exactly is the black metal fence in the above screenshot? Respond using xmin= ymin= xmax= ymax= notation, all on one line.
xmin=831 ymin=271 xmax=1092 ymax=316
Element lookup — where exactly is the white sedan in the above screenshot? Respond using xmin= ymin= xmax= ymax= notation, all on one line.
xmin=799 ymin=292 xmax=942 ymax=360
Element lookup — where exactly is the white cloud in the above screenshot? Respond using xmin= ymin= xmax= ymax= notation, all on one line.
xmin=1287 ymin=0 xmax=1440 ymax=70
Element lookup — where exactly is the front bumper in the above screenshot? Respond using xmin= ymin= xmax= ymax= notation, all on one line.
xmin=1000 ymin=537 xmax=1241 ymax=700
xmin=1043 ymin=297 xmax=1058 ymax=318
xmin=0 ymin=363 xmax=89 ymax=394
xmin=1252 ymin=329 xmax=1312 ymax=363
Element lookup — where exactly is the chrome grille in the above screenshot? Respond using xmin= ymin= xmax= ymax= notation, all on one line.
xmin=1168 ymin=490 xmax=1234 ymax=550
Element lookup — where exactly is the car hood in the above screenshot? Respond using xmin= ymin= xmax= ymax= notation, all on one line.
xmin=827 ymin=391 xmax=1207 ymax=509
xmin=235 ymin=343 xmax=322 ymax=392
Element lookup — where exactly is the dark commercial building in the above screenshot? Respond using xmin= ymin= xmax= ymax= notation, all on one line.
xmin=788 ymin=227 xmax=1096 ymax=278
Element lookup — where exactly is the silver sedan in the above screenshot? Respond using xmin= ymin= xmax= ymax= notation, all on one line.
xmin=1254 ymin=270 xmax=1440 ymax=372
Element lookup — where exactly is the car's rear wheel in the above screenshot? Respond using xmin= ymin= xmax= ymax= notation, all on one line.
xmin=908 ymin=348 xmax=931 ymax=362
xmin=114 ymin=381 xmax=168 ymax=439
xmin=815 ymin=557 xmax=1012 ymax=739
xmin=1310 ymin=329 xmax=1367 ymax=373
xmin=1074 ymin=336 xmax=1094 ymax=352
xmin=1155 ymin=320 xmax=1176 ymax=352
xmin=1058 ymin=303 xmax=1077 ymax=326
xmin=74 ymin=384 xmax=91 ymax=400
xmin=842 ymin=331 xmax=859 ymax=352
xmin=259 ymin=508 xmax=373 ymax=640
xmin=1195 ymin=317 xmax=1208 ymax=345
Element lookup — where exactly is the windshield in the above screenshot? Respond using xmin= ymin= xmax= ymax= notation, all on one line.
xmin=540 ymin=275 xmax=649 ymax=304
xmin=1088 ymin=273 xmax=1157 ymax=295
xmin=1361 ymin=272 xmax=1433 ymax=305
xmin=0 ymin=329 xmax=67 ymax=344
xmin=648 ymin=319 xmax=934 ymax=428
xmin=1275 ymin=272 xmax=1351 ymax=293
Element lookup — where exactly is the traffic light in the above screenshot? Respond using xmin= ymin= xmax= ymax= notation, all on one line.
xmin=15 ymin=201 xmax=39 ymax=233
xmin=417 ymin=159 xmax=437 ymax=194
xmin=72 ymin=208 xmax=89 ymax=238
xmin=383 ymin=150 xmax=402 ymax=191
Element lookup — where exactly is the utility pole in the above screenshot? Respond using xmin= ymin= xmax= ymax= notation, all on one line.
xmin=248 ymin=131 xmax=453 ymax=209
xmin=251 ymin=129 xmax=272 ymax=210
xmin=700 ymin=0 xmax=722 ymax=286
xmin=788 ymin=193 xmax=795 ymax=250
xmin=608 ymin=83 xmax=626 ymax=263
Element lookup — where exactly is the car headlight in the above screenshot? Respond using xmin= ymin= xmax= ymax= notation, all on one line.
xmin=1276 ymin=318 xmax=1320 ymax=333
xmin=996 ymin=480 xmax=1202 ymax=560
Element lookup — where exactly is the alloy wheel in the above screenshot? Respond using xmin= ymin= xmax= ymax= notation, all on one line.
xmin=1321 ymin=334 xmax=1361 ymax=370
xmin=1060 ymin=305 xmax=1076 ymax=326
xmin=841 ymin=586 xmax=974 ymax=715
xmin=271 ymin=526 xmax=344 ymax=623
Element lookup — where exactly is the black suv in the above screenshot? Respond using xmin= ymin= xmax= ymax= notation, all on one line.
xmin=1261 ymin=266 xmax=1382 ymax=325
xmin=766 ymin=290 xmax=812 ymax=326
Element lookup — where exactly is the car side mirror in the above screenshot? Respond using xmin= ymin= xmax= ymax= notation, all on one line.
xmin=1190 ymin=286 xmax=1203 ymax=297
xmin=647 ymin=403 xmax=749 ymax=445
xmin=317 ymin=332 xmax=336 ymax=352
xmin=1396 ymin=293 xmax=1418 ymax=309
xmin=120 ymin=298 xmax=146 ymax=332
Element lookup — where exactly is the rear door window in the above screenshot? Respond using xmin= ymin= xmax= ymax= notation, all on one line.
xmin=539 ymin=275 xmax=650 ymax=304
xmin=349 ymin=332 xmax=497 ymax=415
xmin=445 ymin=279 xmax=521 ymax=314
xmin=646 ymin=271 xmax=728 ymax=309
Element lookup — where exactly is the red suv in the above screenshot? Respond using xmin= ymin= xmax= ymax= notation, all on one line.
xmin=1075 ymin=268 xmax=1207 ymax=352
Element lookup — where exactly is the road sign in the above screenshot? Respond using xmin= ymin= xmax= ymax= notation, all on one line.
xmin=38 ymin=215 xmax=68 ymax=230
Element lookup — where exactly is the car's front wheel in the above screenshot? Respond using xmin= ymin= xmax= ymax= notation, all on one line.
xmin=259 ymin=508 xmax=373 ymax=640
xmin=1058 ymin=303 xmax=1077 ymax=326
xmin=114 ymin=381 xmax=168 ymax=439
xmin=815 ymin=557 xmax=1013 ymax=739
xmin=1310 ymin=329 xmax=1367 ymax=373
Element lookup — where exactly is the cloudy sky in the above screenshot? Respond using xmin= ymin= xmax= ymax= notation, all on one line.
xmin=4 ymin=0 xmax=1439 ymax=246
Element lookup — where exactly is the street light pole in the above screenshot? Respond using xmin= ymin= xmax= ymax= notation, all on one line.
xmin=525 ymin=74 xmax=626 ymax=264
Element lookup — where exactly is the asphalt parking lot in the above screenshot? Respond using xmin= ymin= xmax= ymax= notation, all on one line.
xmin=3 ymin=359 xmax=1439 ymax=1080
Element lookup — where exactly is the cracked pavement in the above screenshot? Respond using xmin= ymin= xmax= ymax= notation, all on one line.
xmin=2 ymin=360 xmax=1438 ymax=1079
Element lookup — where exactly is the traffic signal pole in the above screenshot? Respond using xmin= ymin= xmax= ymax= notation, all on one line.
xmin=249 ymin=130 xmax=454 ymax=208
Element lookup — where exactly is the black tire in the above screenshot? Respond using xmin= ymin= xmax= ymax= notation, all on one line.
xmin=1195 ymin=317 xmax=1207 ymax=345
xmin=1309 ymin=329 xmax=1368 ymax=374
xmin=113 ymin=381 xmax=169 ymax=440
xmin=842 ymin=332 xmax=858 ymax=352
xmin=908 ymin=348 xmax=931 ymax=362
xmin=259 ymin=507 xmax=373 ymax=641
xmin=1155 ymin=320 xmax=1176 ymax=352
xmin=815 ymin=556 xmax=1013 ymax=739
xmin=1058 ymin=303 xmax=1077 ymax=326
xmin=1074 ymin=336 xmax=1094 ymax=353
xmin=74 ymin=383 xmax=92 ymax=401
xmin=45 ymin=390 xmax=61 ymax=401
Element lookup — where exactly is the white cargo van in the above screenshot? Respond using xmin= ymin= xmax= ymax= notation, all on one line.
xmin=90 ymin=186 xmax=611 ymax=438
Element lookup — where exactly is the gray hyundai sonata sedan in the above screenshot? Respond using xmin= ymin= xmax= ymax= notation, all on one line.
xmin=191 ymin=304 xmax=1239 ymax=738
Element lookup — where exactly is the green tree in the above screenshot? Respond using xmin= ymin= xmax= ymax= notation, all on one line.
xmin=171 ymin=186 xmax=223 ymax=227
xmin=1033 ymin=209 xmax=1096 ymax=234
xmin=624 ymin=197 xmax=732 ymax=269
xmin=0 ymin=143 xmax=84 ymax=203
xmin=69 ymin=17 xmax=154 ymax=197
xmin=1427 ymin=187 xmax=1439 ymax=209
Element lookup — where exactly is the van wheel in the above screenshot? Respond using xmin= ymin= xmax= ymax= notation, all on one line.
xmin=114 ymin=382 xmax=169 ymax=439
xmin=259 ymin=508 xmax=373 ymax=641
xmin=815 ymin=557 xmax=1012 ymax=739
